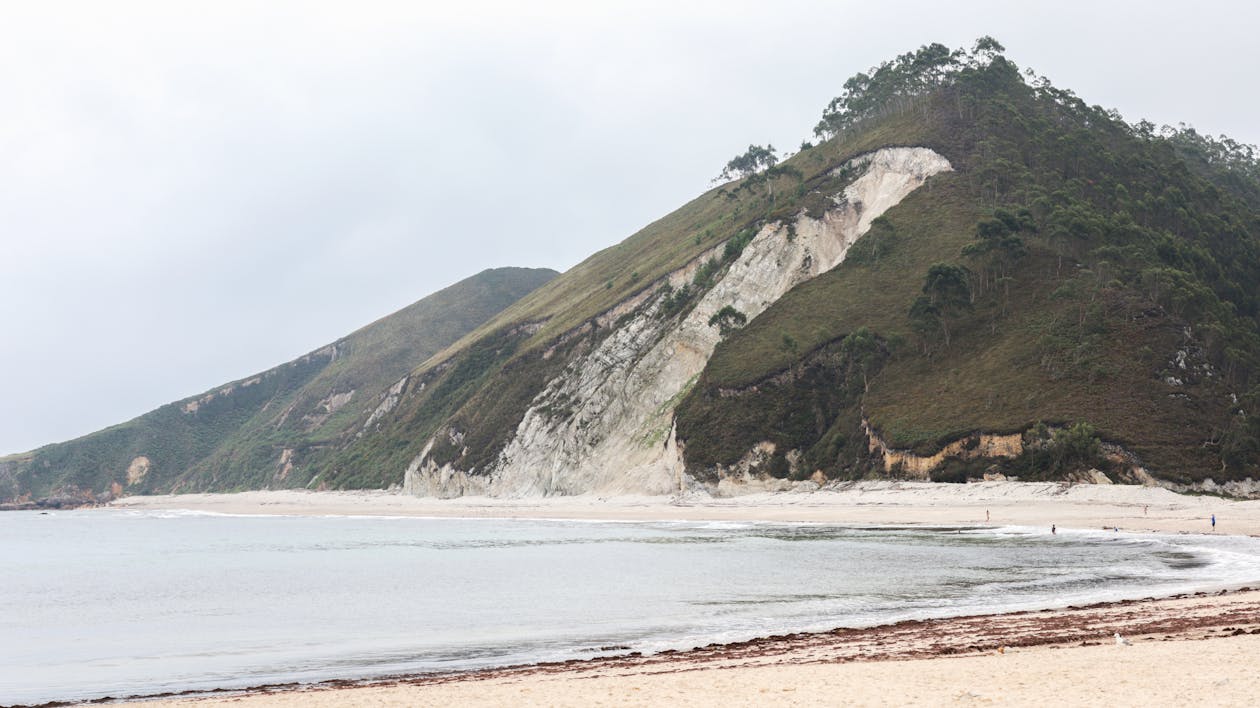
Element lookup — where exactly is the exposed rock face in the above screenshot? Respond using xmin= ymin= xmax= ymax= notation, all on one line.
xmin=707 ymin=441 xmax=820 ymax=496
xmin=302 ymin=390 xmax=355 ymax=430
xmin=276 ymin=448 xmax=295 ymax=482
xmin=405 ymin=147 xmax=952 ymax=497
xmin=125 ymin=456 xmax=151 ymax=486
xmin=861 ymin=422 xmax=1180 ymax=489
xmin=1164 ymin=477 xmax=1260 ymax=499
xmin=362 ymin=377 xmax=409 ymax=434
xmin=864 ymin=421 xmax=1024 ymax=479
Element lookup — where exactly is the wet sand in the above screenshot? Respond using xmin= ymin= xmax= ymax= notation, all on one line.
xmin=130 ymin=589 xmax=1260 ymax=707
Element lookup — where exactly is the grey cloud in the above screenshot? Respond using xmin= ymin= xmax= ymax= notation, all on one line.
xmin=2 ymin=0 xmax=1258 ymax=453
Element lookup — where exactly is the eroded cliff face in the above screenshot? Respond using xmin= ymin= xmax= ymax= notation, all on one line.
xmin=405 ymin=147 xmax=952 ymax=497
xmin=858 ymin=422 xmax=1195 ymax=490
xmin=863 ymin=421 xmax=1024 ymax=479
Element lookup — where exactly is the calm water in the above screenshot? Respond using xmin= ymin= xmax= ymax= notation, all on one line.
xmin=4 ymin=509 xmax=1260 ymax=705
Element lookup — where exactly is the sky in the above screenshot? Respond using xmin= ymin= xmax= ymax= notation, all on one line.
xmin=2 ymin=0 xmax=1259 ymax=455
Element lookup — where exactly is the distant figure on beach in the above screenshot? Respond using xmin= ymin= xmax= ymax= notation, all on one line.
xmin=1212 ymin=514 xmax=1216 ymax=531
xmin=1051 ymin=524 xmax=1056 ymax=535
xmin=986 ymin=510 xmax=990 ymax=522
xmin=1144 ymin=505 xmax=1148 ymax=516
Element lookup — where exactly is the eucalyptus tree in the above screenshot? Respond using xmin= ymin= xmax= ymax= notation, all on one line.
xmin=910 ymin=263 xmax=973 ymax=348
xmin=717 ymin=144 xmax=778 ymax=182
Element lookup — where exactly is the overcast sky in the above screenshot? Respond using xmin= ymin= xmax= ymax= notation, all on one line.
xmin=2 ymin=0 xmax=1258 ymax=455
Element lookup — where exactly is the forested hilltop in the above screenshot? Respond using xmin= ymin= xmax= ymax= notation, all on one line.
xmin=678 ymin=38 xmax=1260 ymax=486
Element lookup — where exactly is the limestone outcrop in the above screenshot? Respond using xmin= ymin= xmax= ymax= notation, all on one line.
xmin=406 ymin=147 xmax=952 ymax=497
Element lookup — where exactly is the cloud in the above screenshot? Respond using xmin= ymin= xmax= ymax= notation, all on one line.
xmin=2 ymin=0 xmax=1258 ymax=453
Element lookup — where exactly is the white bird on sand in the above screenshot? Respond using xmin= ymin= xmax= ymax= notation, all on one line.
xmin=1114 ymin=632 xmax=1131 ymax=646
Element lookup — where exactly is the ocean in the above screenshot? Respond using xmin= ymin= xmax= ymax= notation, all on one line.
xmin=4 ymin=508 xmax=1260 ymax=705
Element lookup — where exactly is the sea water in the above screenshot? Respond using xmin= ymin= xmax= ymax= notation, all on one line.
xmin=4 ymin=509 xmax=1260 ymax=705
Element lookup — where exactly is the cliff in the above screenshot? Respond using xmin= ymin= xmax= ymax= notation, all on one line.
xmin=365 ymin=40 xmax=1260 ymax=496
xmin=404 ymin=148 xmax=952 ymax=496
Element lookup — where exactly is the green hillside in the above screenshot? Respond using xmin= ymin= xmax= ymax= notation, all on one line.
xmin=342 ymin=38 xmax=1260 ymax=490
xmin=676 ymin=40 xmax=1260 ymax=485
xmin=0 ymin=267 xmax=556 ymax=502
xmin=314 ymin=107 xmax=942 ymax=488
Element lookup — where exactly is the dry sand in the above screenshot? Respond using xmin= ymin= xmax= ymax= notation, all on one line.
xmin=110 ymin=483 xmax=1260 ymax=707
xmin=138 ymin=633 xmax=1260 ymax=708
xmin=112 ymin=481 xmax=1260 ymax=535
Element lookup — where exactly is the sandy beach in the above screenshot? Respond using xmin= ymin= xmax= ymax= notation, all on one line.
xmin=133 ymin=591 xmax=1260 ymax=707
xmin=110 ymin=483 xmax=1260 ymax=706
xmin=112 ymin=481 xmax=1260 ymax=535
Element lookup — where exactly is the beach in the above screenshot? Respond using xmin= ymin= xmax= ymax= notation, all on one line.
xmin=111 ymin=481 xmax=1259 ymax=534
xmin=111 ymin=482 xmax=1260 ymax=706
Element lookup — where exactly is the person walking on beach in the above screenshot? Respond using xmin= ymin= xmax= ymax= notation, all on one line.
xmin=1051 ymin=524 xmax=1056 ymax=535
xmin=1212 ymin=513 xmax=1216 ymax=531
xmin=986 ymin=510 xmax=990 ymax=522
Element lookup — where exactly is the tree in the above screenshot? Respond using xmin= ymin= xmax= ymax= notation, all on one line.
xmin=840 ymin=327 xmax=883 ymax=393
xmin=757 ymin=163 xmax=803 ymax=203
xmin=1015 ymin=421 xmax=1108 ymax=478
xmin=708 ymin=305 xmax=748 ymax=336
xmin=969 ymin=36 xmax=1006 ymax=65
xmin=1049 ymin=421 xmax=1104 ymax=473
xmin=812 ymin=39 xmax=1002 ymax=140
xmin=717 ymin=144 xmax=779 ymax=182
xmin=1220 ymin=386 xmax=1260 ymax=473
xmin=908 ymin=295 xmax=941 ymax=354
xmin=913 ymin=263 xmax=973 ymax=347
xmin=961 ymin=207 xmax=1031 ymax=312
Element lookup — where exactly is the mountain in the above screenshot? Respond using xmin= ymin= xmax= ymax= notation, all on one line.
xmin=347 ymin=38 xmax=1259 ymax=497
xmin=8 ymin=38 xmax=1260 ymax=504
xmin=0 ymin=267 xmax=557 ymax=503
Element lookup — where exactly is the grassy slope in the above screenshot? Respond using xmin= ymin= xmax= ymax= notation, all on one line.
xmin=172 ymin=266 xmax=559 ymax=491
xmin=424 ymin=112 xmax=936 ymax=369
xmin=323 ymin=111 xmax=948 ymax=488
xmin=3 ymin=267 xmax=555 ymax=501
xmin=679 ymin=63 xmax=1258 ymax=483
xmin=700 ymin=173 xmax=979 ymax=387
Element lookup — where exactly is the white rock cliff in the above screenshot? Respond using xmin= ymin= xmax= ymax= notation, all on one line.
xmin=405 ymin=147 xmax=953 ymax=497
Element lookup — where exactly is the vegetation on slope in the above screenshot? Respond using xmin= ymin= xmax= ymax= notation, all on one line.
xmin=326 ymin=93 xmax=969 ymax=487
xmin=677 ymin=38 xmax=1260 ymax=483
xmin=0 ymin=267 xmax=556 ymax=502
xmin=14 ymin=38 xmax=1258 ymax=499
xmin=423 ymin=104 xmax=945 ymax=369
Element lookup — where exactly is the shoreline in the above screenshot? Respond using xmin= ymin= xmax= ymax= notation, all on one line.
xmin=91 ymin=484 xmax=1260 ymax=706
xmin=108 ymin=481 xmax=1260 ymax=535
xmin=123 ymin=587 xmax=1260 ymax=707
